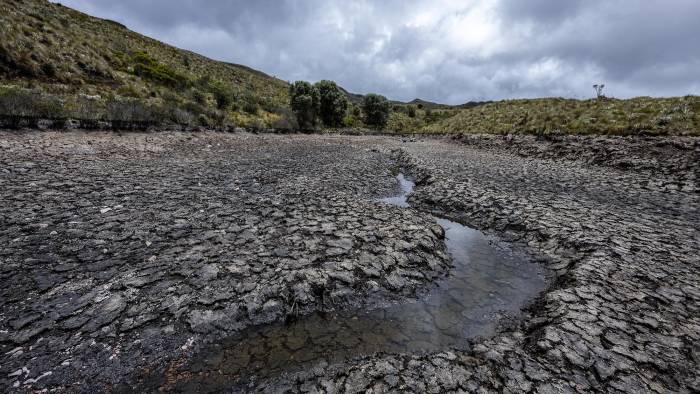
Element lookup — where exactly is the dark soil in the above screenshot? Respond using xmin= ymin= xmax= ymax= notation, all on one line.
xmin=0 ymin=131 xmax=697 ymax=393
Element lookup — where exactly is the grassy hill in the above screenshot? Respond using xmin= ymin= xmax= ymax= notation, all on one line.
xmin=0 ymin=0 xmax=291 ymax=128
xmin=383 ymin=96 xmax=700 ymax=136
xmin=417 ymin=97 xmax=700 ymax=136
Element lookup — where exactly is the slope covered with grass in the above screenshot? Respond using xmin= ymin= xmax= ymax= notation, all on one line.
xmin=0 ymin=0 xmax=291 ymax=127
xmin=419 ymin=97 xmax=700 ymax=136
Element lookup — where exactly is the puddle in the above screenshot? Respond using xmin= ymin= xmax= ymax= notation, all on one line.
xmin=165 ymin=174 xmax=547 ymax=391
xmin=378 ymin=173 xmax=414 ymax=207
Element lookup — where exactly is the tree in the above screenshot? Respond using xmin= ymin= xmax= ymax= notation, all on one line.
xmin=362 ymin=93 xmax=390 ymax=127
xmin=314 ymin=80 xmax=348 ymax=127
xmin=289 ymin=81 xmax=320 ymax=129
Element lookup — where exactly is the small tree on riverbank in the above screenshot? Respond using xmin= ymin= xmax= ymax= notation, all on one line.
xmin=362 ymin=93 xmax=390 ymax=128
xmin=289 ymin=81 xmax=320 ymax=129
xmin=315 ymin=80 xmax=348 ymax=127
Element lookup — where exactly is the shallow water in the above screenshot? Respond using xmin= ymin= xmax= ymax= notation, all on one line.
xmin=170 ymin=174 xmax=547 ymax=390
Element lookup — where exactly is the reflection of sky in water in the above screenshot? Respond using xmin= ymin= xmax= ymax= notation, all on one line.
xmin=378 ymin=173 xmax=414 ymax=207
xmin=172 ymin=174 xmax=547 ymax=390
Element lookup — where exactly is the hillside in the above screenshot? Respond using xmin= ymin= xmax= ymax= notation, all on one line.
xmin=418 ymin=97 xmax=700 ymax=136
xmin=0 ymin=0 xmax=291 ymax=128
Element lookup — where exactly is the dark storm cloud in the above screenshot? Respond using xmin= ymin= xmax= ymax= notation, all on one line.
xmin=57 ymin=0 xmax=700 ymax=103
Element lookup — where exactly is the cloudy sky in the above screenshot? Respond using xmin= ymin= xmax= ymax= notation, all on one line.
xmin=58 ymin=0 xmax=700 ymax=104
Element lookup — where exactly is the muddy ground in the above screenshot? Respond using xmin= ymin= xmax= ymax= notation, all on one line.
xmin=0 ymin=131 xmax=698 ymax=393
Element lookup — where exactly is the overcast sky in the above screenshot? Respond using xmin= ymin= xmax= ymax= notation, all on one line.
xmin=57 ymin=0 xmax=700 ymax=104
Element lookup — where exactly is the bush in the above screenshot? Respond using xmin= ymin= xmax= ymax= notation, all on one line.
xmin=209 ymin=81 xmax=234 ymax=110
xmin=197 ymin=113 xmax=210 ymax=127
xmin=240 ymin=92 xmax=259 ymax=114
xmin=163 ymin=106 xmax=194 ymax=125
xmin=315 ymin=80 xmax=347 ymax=127
xmin=0 ymin=87 xmax=66 ymax=127
xmin=408 ymin=105 xmax=417 ymax=118
xmin=192 ymin=89 xmax=206 ymax=105
xmin=258 ymin=96 xmax=281 ymax=113
xmin=362 ymin=93 xmax=390 ymax=127
xmin=105 ymin=98 xmax=154 ymax=129
xmin=271 ymin=109 xmax=299 ymax=131
xmin=289 ymin=81 xmax=320 ymax=129
xmin=343 ymin=115 xmax=356 ymax=127
xmin=71 ymin=95 xmax=101 ymax=120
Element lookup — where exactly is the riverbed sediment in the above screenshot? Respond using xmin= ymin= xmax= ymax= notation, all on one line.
xmin=0 ymin=131 xmax=697 ymax=393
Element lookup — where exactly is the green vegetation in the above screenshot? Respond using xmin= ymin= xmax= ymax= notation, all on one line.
xmin=289 ymin=81 xmax=320 ymax=129
xmin=288 ymin=80 xmax=352 ymax=129
xmin=0 ymin=85 xmax=202 ymax=128
xmin=420 ymin=97 xmax=700 ymax=136
xmin=362 ymin=94 xmax=390 ymax=127
xmin=131 ymin=51 xmax=188 ymax=88
xmin=316 ymin=80 xmax=348 ymax=127
xmin=407 ymin=105 xmax=417 ymax=118
xmin=0 ymin=0 xmax=289 ymax=128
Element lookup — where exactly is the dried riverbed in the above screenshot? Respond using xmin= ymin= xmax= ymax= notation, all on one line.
xmin=149 ymin=174 xmax=546 ymax=392
xmin=0 ymin=131 xmax=698 ymax=393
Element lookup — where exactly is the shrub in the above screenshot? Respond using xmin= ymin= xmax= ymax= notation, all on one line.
xmin=425 ymin=108 xmax=435 ymax=122
xmin=343 ymin=115 xmax=356 ymax=127
xmin=0 ymin=87 xmax=65 ymax=127
xmin=192 ymin=89 xmax=206 ymax=105
xmin=240 ymin=92 xmax=259 ymax=114
xmin=247 ymin=118 xmax=266 ymax=130
xmin=289 ymin=81 xmax=320 ymax=129
xmin=197 ymin=113 xmax=210 ymax=127
xmin=105 ymin=98 xmax=154 ymax=129
xmin=209 ymin=81 xmax=234 ymax=109
xmin=407 ymin=105 xmax=417 ymax=118
xmin=71 ymin=95 xmax=101 ymax=120
xmin=271 ymin=110 xmax=299 ymax=131
xmin=258 ymin=96 xmax=281 ymax=113
xmin=315 ymin=80 xmax=347 ymax=127
xmin=182 ymin=101 xmax=206 ymax=117
xmin=362 ymin=93 xmax=390 ymax=127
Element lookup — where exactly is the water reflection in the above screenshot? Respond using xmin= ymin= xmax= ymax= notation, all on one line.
xmin=378 ymin=173 xmax=414 ymax=207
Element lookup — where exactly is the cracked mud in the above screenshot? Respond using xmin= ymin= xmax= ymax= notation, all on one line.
xmin=1 ymin=131 xmax=698 ymax=393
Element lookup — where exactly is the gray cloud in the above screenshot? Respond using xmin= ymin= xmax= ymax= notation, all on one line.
xmin=57 ymin=0 xmax=700 ymax=104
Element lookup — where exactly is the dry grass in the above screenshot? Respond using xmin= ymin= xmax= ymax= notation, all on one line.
xmin=0 ymin=0 xmax=289 ymax=127
xmin=419 ymin=97 xmax=700 ymax=136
